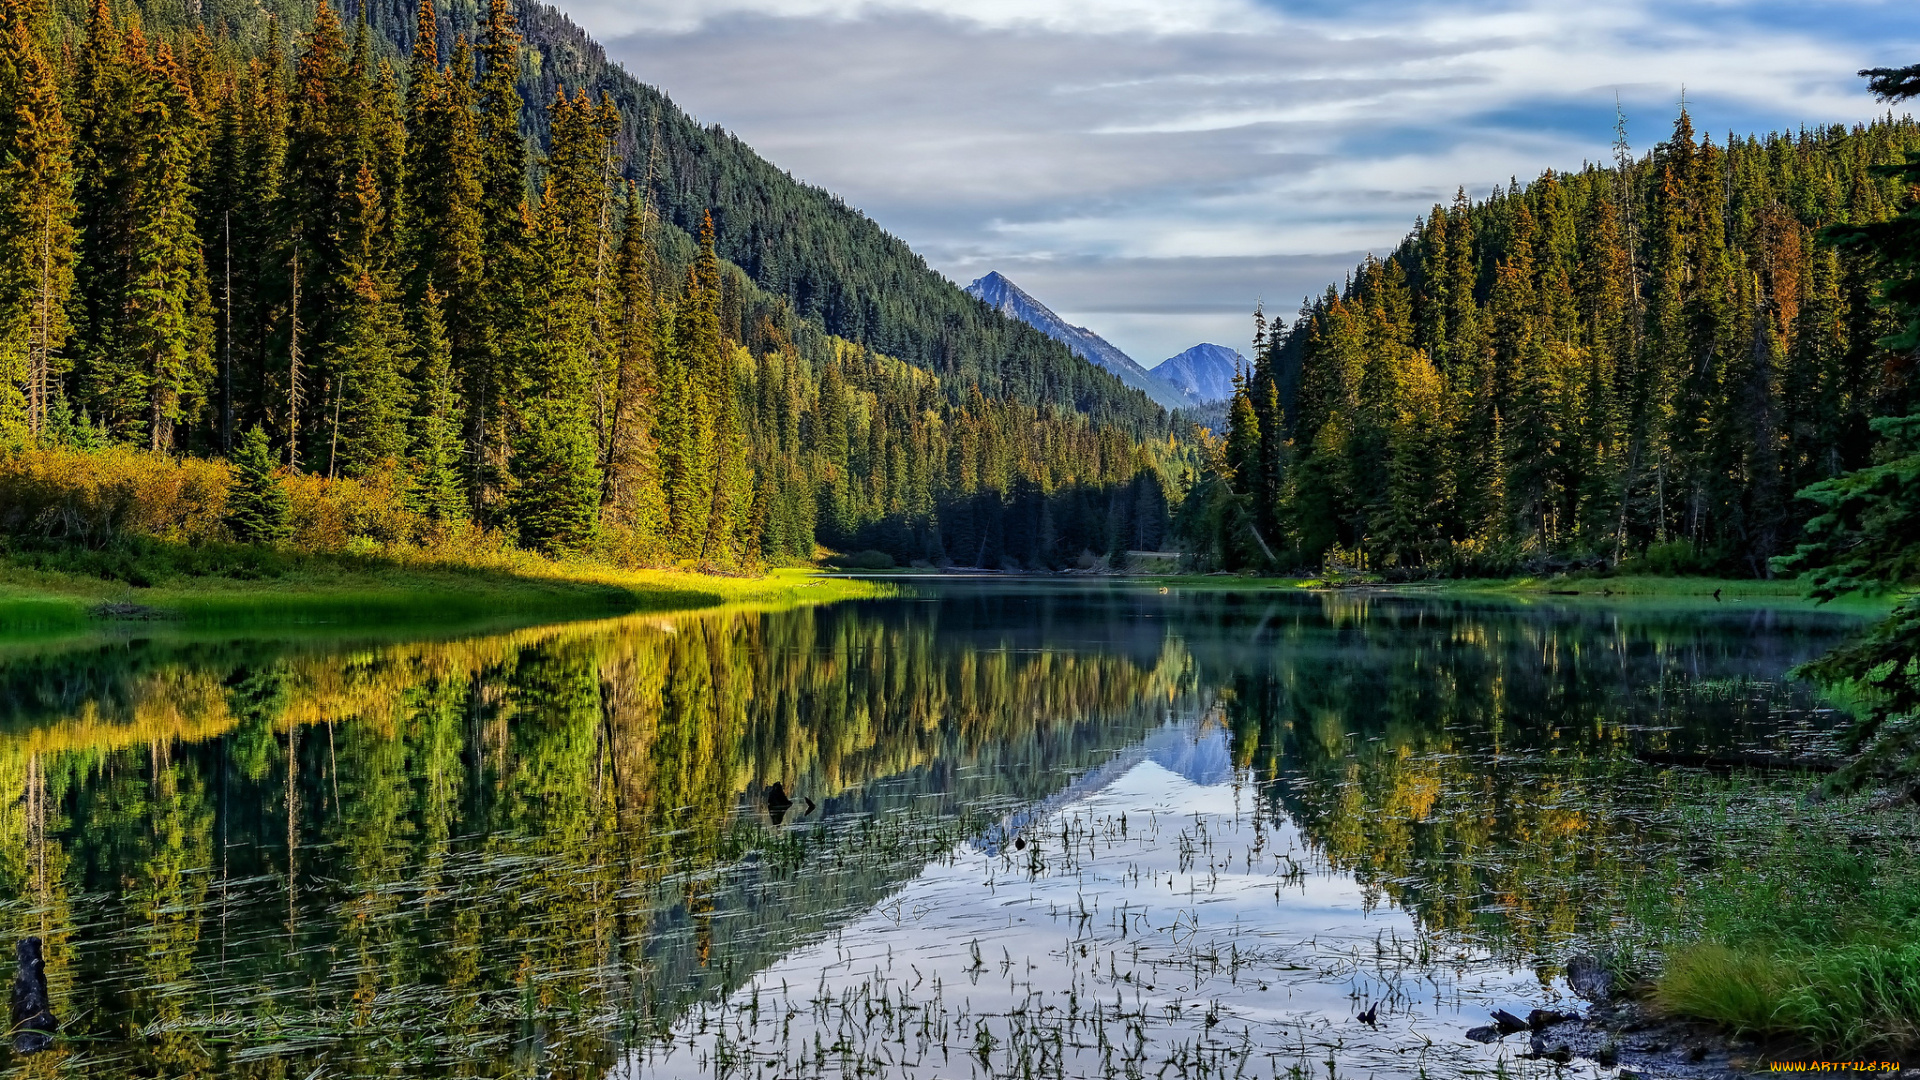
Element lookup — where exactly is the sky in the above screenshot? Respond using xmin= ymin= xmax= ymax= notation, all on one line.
xmin=567 ymin=0 xmax=1918 ymax=366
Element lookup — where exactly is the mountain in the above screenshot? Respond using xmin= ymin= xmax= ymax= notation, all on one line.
xmin=416 ymin=0 xmax=1174 ymax=436
xmin=963 ymin=273 xmax=1190 ymax=413
xmin=1152 ymin=345 xmax=1244 ymax=406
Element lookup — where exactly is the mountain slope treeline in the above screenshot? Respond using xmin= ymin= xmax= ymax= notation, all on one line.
xmin=347 ymin=0 xmax=1172 ymax=435
xmin=1191 ymin=110 xmax=1920 ymax=577
xmin=0 ymin=0 xmax=1176 ymax=569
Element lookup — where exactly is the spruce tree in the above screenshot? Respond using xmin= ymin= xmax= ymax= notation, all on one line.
xmin=505 ymin=89 xmax=610 ymax=553
xmin=70 ymin=0 xmax=141 ymax=437
xmin=126 ymin=33 xmax=214 ymax=452
xmin=467 ymin=0 xmax=527 ymax=506
xmin=226 ymin=423 xmax=293 ymax=544
xmin=1777 ymin=66 xmax=1920 ymax=793
xmin=327 ymin=162 xmax=409 ymax=475
xmin=405 ymin=287 xmax=465 ymax=523
xmin=601 ymin=183 xmax=665 ymax=546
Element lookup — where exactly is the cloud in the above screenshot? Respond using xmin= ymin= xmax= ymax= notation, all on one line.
xmin=580 ymin=0 xmax=1920 ymax=366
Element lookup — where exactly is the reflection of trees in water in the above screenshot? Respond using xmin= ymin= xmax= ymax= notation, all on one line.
xmin=1217 ymin=593 xmax=1858 ymax=961
xmin=0 ymin=601 xmax=1195 ymax=1077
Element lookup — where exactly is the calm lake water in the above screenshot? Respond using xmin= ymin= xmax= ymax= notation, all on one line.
xmin=0 ymin=583 xmax=1871 ymax=1079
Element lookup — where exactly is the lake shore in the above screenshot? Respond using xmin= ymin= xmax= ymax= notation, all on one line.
xmin=0 ymin=549 xmax=886 ymax=630
xmin=1532 ymin=780 xmax=1920 ymax=1075
xmin=833 ymin=567 xmax=1869 ymax=602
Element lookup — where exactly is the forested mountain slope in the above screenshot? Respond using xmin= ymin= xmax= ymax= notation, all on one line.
xmin=168 ymin=0 xmax=1169 ymax=434
xmin=1192 ymin=111 xmax=1920 ymax=578
xmin=0 ymin=0 xmax=1178 ymax=572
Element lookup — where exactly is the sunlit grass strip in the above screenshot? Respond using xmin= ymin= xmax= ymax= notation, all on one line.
xmin=0 ymin=559 xmax=888 ymax=629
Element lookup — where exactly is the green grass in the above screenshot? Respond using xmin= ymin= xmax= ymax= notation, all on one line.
xmin=1142 ymin=572 xmax=1866 ymax=602
xmin=1611 ymin=780 xmax=1920 ymax=1055
xmin=0 ymin=539 xmax=887 ymax=631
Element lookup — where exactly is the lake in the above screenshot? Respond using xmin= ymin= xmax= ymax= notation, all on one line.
xmin=0 ymin=582 xmax=1870 ymax=1078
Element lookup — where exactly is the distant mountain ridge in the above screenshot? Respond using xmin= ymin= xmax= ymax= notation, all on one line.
xmin=1152 ymin=344 xmax=1244 ymax=406
xmin=964 ymin=273 xmax=1189 ymax=413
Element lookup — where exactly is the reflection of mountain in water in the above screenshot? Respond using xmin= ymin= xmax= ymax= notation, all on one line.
xmin=978 ymin=712 xmax=1231 ymax=854
xmin=0 ymin=584 xmax=1868 ymax=1077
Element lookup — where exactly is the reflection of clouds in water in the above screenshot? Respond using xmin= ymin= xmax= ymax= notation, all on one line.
xmin=634 ymin=711 xmax=1591 ymax=1080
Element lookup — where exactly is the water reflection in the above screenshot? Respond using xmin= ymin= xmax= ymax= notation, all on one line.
xmin=0 ymin=585 xmax=1865 ymax=1078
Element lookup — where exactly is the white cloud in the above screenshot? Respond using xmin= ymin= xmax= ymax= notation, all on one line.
xmin=563 ymin=0 xmax=1262 ymax=37
xmin=570 ymin=0 xmax=1920 ymax=365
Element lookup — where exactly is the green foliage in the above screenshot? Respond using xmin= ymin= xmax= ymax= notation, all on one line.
xmin=402 ymin=289 xmax=465 ymax=523
xmin=827 ymin=549 xmax=894 ymax=571
xmin=1771 ymin=68 xmax=1920 ymax=794
xmin=1778 ymin=412 xmax=1920 ymax=597
xmin=223 ymin=424 xmax=291 ymax=544
xmin=508 ymin=399 xmax=601 ymax=553
xmin=1630 ymin=798 xmax=1920 ymax=1052
xmin=0 ymin=0 xmax=77 ymax=446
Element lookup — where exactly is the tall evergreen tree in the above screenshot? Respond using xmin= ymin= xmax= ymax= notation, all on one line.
xmin=0 ymin=0 xmax=76 ymax=443
xmin=404 ymin=286 xmax=465 ymax=524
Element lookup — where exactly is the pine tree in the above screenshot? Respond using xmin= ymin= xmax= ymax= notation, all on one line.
xmin=225 ymin=423 xmax=293 ymax=544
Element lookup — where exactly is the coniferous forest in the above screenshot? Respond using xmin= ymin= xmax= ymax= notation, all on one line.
xmin=0 ymin=0 xmax=1178 ymax=571
xmin=1195 ymin=111 xmax=1920 ymax=578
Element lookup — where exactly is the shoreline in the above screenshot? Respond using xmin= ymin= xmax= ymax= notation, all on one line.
xmin=0 ymin=557 xmax=887 ymax=632
xmin=823 ymin=568 xmax=1892 ymax=606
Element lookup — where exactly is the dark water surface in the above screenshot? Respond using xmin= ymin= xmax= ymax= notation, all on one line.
xmin=0 ymin=584 xmax=1870 ymax=1078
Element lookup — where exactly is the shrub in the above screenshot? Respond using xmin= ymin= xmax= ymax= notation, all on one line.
xmin=284 ymin=471 xmax=423 ymax=551
xmin=0 ymin=446 xmax=228 ymax=547
xmin=829 ymin=549 xmax=895 ymax=571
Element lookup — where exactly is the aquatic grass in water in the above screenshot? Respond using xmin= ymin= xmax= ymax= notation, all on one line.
xmin=1614 ymin=781 xmax=1920 ymax=1053
xmin=629 ymin=736 xmax=1612 ymax=1080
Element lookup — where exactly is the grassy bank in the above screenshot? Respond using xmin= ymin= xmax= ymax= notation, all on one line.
xmin=1147 ymin=572 xmax=1839 ymax=600
xmin=0 ymin=541 xmax=885 ymax=632
xmin=1608 ymin=778 xmax=1920 ymax=1056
